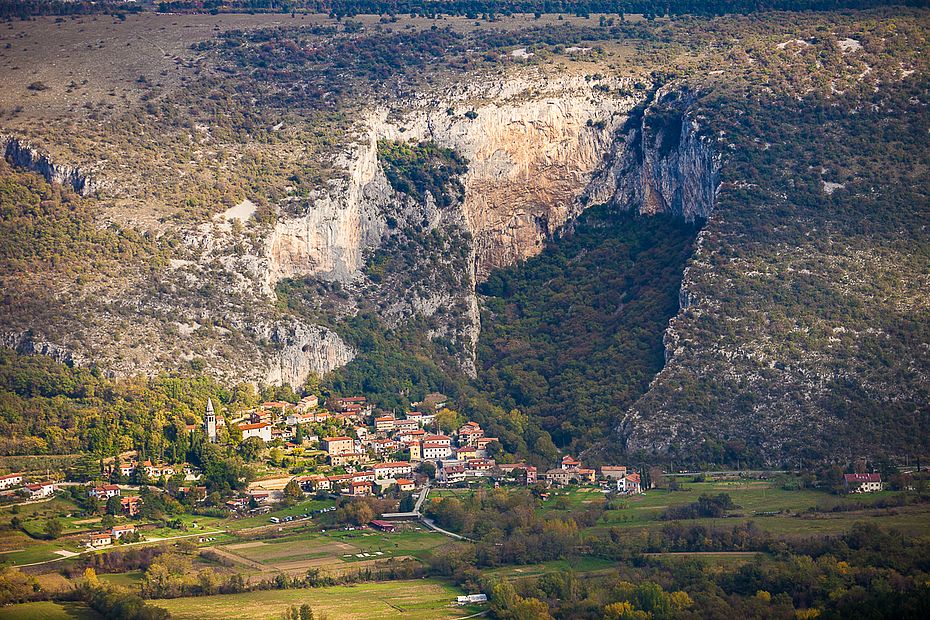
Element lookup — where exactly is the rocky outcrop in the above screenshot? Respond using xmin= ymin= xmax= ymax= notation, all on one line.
xmin=2 ymin=330 xmax=91 ymax=369
xmin=252 ymin=320 xmax=355 ymax=387
xmin=2 ymin=136 xmax=99 ymax=196
xmin=240 ymin=73 xmax=642 ymax=377
xmin=585 ymin=87 xmax=721 ymax=222
xmin=1 ymin=75 xmax=714 ymax=389
xmin=260 ymin=73 xmax=641 ymax=289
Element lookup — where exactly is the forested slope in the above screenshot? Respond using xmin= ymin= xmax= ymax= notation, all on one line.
xmin=477 ymin=208 xmax=699 ymax=453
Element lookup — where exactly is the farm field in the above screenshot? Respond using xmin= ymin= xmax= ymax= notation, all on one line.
xmin=154 ymin=579 xmax=478 ymax=620
xmin=0 ymin=495 xmax=338 ymax=567
xmin=537 ymin=478 xmax=930 ymax=537
xmin=0 ymin=600 xmax=101 ymax=620
xmin=211 ymin=527 xmax=452 ymax=578
xmin=484 ymin=556 xmax=618 ymax=580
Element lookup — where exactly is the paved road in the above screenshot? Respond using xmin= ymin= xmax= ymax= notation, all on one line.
xmin=421 ymin=517 xmax=469 ymax=541
xmin=413 ymin=483 xmax=431 ymax=514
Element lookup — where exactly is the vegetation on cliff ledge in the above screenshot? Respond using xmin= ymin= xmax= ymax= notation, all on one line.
xmin=377 ymin=140 xmax=468 ymax=208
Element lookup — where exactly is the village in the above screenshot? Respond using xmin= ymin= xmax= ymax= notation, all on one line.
xmin=0 ymin=391 xmax=892 ymax=557
xmin=0 ymin=392 xmax=660 ymax=550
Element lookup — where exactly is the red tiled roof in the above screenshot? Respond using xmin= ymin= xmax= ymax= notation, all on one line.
xmin=239 ymin=422 xmax=270 ymax=430
xmin=844 ymin=473 xmax=881 ymax=483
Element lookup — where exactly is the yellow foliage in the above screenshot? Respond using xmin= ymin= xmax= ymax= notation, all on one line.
xmin=83 ymin=567 xmax=99 ymax=586
xmin=603 ymin=601 xmax=650 ymax=620
xmin=669 ymin=590 xmax=693 ymax=609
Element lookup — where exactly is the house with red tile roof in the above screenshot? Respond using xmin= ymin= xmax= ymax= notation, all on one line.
xmin=844 ymin=473 xmax=883 ymax=493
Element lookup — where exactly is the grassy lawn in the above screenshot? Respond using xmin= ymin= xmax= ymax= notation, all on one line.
xmin=0 ymin=601 xmax=101 ymax=620
xmin=99 ymin=570 xmax=144 ymax=587
xmin=218 ymin=527 xmax=450 ymax=570
xmin=228 ymin=498 xmax=336 ymax=530
xmin=570 ymin=479 xmax=930 ymax=537
xmin=155 ymin=579 xmax=479 ymax=620
xmin=484 ymin=556 xmax=617 ymax=580
xmin=645 ymin=551 xmax=763 ymax=569
xmin=0 ymin=531 xmax=84 ymax=566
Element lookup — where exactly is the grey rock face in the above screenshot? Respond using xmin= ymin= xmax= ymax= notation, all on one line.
xmin=3 ymin=136 xmax=99 ymax=196
xmin=585 ymin=88 xmax=721 ymax=222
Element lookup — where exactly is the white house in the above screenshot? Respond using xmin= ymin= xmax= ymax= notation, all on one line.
xmin=372 ymin=461 xmax=412 ymax=481
xmin=617 ymin=473 xmax=642 ymax=494
xmin=110 ymin=524 xmax=136 ymax=540
xmin=89 ymin=484 xmax=121 ymax=500
xmin=423 ymin=442 xmax=452 ymax=460
xmin=88 ymin=532 xmax=112 ymax=547
xmin=239 ymin=422 xmax=272 ymax=442
xmin=24 ymin=482 xmax=56 ymax=499
xmin=844 ymin=473 xmax=883 ymax=493
xmin=0 ymin=473 xmax=23 ymax=490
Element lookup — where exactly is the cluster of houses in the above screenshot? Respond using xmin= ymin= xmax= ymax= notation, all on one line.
xmin=101 ymin=453 xmax=202 ymax=482
xmin=0 ymin=472 xmax=58 ymax=500
xmin=299 ymin=409 xmax=514 ymax=494
xmin=199 ymin=395 xmax=368 ymax=445
xmin=87 ymin=484 xmax=144 ymax=516
xmin=545 ymin=457 xmax=643 ymax=494
xmin=193 ymin=394 xmax=651 ymax=503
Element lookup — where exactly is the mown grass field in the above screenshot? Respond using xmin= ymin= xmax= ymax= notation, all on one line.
xmin=538 ymin=478 xmax=930 ymax=537
xmin=0 ymin=494 xmax=338 ymax=566
xmin=484 ymin=556 xmax=617 ymax=580
xmin=155 ymin=579 xmax=478 ymax=620
xmin=213 ymin=526 xmax=452 ymax=578
xmin=0 ymin=601 xmax=101 ymax=620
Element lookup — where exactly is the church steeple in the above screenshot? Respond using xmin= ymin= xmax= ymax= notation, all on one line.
xmin=205 ymin=398 xmax=217 ymax=443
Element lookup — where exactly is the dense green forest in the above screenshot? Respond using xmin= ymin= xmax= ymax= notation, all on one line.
xmin=155 ymin=0 xmax=929 ymax=19
xmin=0 ymin=345 xmax=262 ymax=458
xmin=377 ymin=140 xmax=468 ymax=208
xmin=477 ymin=207 xmax=699 ymax=453
xmin=6 ymin=0 xmax=925 ymax=20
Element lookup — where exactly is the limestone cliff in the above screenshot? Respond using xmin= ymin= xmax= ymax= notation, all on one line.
xmin=2 ymin=136 xmax=100 ymax=196
xmin=248 ymin=72 xmax=642 ymax=377
xmin=259 ymin=73 xmax=640 ymax=287
xmin=584 ymin=87 xmax=721 ymax=222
